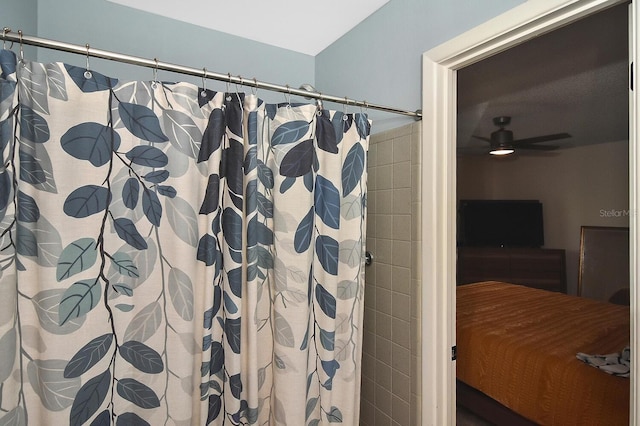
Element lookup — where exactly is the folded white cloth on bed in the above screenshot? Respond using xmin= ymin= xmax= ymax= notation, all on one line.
xmin=576 ymin=346 xmax=630 ymax=378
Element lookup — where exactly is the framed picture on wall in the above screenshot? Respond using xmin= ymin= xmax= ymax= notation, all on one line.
xmin=578 ymin=226 xmax=630 ymax=305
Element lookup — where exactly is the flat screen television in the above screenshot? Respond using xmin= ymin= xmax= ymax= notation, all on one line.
xmin=459 ymin=199 xmax=544 ymax=248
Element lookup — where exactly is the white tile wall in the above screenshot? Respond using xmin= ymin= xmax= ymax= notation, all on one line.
xmin=361 ymin=122 xmax=422 ymax=426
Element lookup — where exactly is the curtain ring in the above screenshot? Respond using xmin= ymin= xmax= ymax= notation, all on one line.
xmin=316 ymin=92 xmax=324 ymax=115
xmin=151 ymin=58 xmax=159 ymax=88
xmin=284 ymin=84 xmax=291 ymax=107
xmin=84 ymin=44 xmax=92 ymax=79
xmin=18 ymin=30 xmax=24 ymax=66
xmin=200 ymin=67 xmax=207 ymax=97
xmin=343 ymin=96 xmax=349 ymax=120
xmin=2 ymin=27 xmax=9 ymax=50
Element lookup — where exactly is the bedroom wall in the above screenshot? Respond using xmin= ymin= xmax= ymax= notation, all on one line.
xmin=362 ymin=122 xmax=422 ymax=425
xmin=457 ymin=140 xmax=629 ymax=295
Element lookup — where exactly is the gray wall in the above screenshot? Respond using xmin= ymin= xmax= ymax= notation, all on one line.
xmin=2 ymin=0 xmax=525 ymax=127
xmin=1 ymin=0 xmax=315 ymax=104
xmin=315 ymin=0 xmax=525 ymax=132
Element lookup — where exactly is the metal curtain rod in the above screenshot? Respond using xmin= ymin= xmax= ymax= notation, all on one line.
xmin=1 ymin=28 xmax=422 ymax=120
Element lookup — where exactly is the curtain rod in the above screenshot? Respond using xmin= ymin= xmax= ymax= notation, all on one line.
xmin=1 ymin=28 xmax=422 ymax=120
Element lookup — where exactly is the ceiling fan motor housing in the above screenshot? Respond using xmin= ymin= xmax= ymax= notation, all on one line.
xmin=492 ymin=128 xmax=513 ymax=146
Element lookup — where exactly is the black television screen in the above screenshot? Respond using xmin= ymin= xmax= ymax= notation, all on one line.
xmin=459 ymin=200 xmax=544 ymax=248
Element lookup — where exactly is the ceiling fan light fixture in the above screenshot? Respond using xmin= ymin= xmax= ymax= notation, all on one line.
xmin=489 ymin=147 xmax=514 ymax=155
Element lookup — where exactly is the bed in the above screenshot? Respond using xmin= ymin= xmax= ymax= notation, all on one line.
xmin=456 ymin=281 xmax=630 ymax=426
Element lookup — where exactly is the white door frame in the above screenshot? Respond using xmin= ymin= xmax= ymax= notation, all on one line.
xmin=420 ymin=0 xmax=638 ymax=424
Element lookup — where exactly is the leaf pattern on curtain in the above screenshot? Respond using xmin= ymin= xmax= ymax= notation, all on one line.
xmin=0 ymin=50 xmax=369 ymax=426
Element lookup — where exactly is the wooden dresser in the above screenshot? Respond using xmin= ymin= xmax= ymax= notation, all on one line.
xmin=457 ymin=247 xmax=567 ymax=293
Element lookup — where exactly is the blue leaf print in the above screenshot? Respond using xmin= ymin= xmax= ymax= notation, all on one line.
xmin=116 ymin=378 xmax=160 ymax=409
xmin=319 ymin=328 xmax=335 ymax=351
xmin=0 ymin=118 xmax=11 ymax=152
xmin=0 ymin=171 xmax=10 ymax=211
xmin=0 ymin=81 xmax=15 ymax=105
xmin=327 ymin=406 xmax=344 ymax=423
xmin=19 ymin=148 xmax=46 ymax=184
xmin=116 ymin=412 xmax=150 ymax=426
xmin=90 ymin=410 xmax=111 ymax=426
xmin=209 ymin=341 xmax=224 ymax=374
xmin=123 ymin=178 xmax=140 ymax=209
xmin=65 ymin=64 xmax=118 ymax=92
xmin=229 ymin=373 xmax=243 ymax=399
xmin=316 ymin=235 xmax=339 ymax=276
xmin=248 ymin=111 xmax=258 ymax=145
xmin=342 ymin=142 xmax=365 ymax=196
xmin=223 ymin=291 xmax=238 ymax=314
xmin=257 ymin=160 xmax=274 ymax=189
xmin=70 ymin=370 xmax=111 ymax=426
xmin=212 ymin=284 xmax=222 ymax=316
xmin=279 ymin=176 xmax=295 ymax=194
xmin=142 ymin=189 xmax=162 ymax=226
xmin=222 ymin=138 xmax=244 ymax=195
xmin=112 ymin=284 xmax=134 ymax=296
xmin=142 ymin=169 xmax=169 ymax=184
xmin=228 ymin=267 xmax=242 ymax=297
xmin=113 ymin=217 xmax=148 ymax=250
xmin=244 ymin=145 xmax=257 ymax=175
xmin=64 ymin=334 xmax=113 ymax=378
xmin=199 ymin=174 xmax=220 ymax=214
xmin=225 ymin=317 xmax=242 ymax=353
xmin=61 ymin=122 xmax=121 ymax=167
xmin=246 ymin=180 xmax=257 ymax=214
xmin=198 ymin=108 xmax=223 ymax=163
xmin=119 ymin=341 xmax=164 ymax=374
xmin=355 ymin=113 xmax=371 ymax=138
xmin=303 ymin=171 xmax=313 ymax=192
xmin=315 ymin=283 xmax=337 ymax=319
xmin=196 ymin=234 xmax=217 ymax=266
xmin=115 ymin=304 xmax=134 ymax=312
xmin=257 ymin=221 xmax=274 ymax=245
xmin=118 ymin=102 xmax=168 ymax=142
xmin=321 ymin=359 xmax=340 ymax=380
xmin=125 ymin=145 xmax=168 ymax=168
xmin=317 ymin=114 xmax=338 ymax=153
xmin=280 ymin=139 xmax=314 ymax=177
xmin=157 ymin=185 xmax=177 ymax=198
xmin=257 ymin=193 xmax=273 ymax=218
xmin=314 ymin=175 xmax=340 ymax=230
xmin=222 ymin=207 xmax=242 ymax=251
xmin=0 ymin=49 xmax=16 ymax=79
xmin=294 ymin=208 xmax=314 ymax=254
xmin=56 ymin=238 xmax=98 ymax=281
xmin=59 ymin=277 xmax=102 ymax=325
xmin=17 ymin=190 xmax=40 ymax=222
xmin=272 ymin=120 xmax=310 ymax=145
xmin=63 ymin=185 xmax=111 ymax=218
xmin=331 ymin=112 xmax=345 ymax=144
xmin=16 ymin=223 xmax=37 ymax=257
xmin=20 ymin=106 xmax=50 ymax=144
xmin=207 ymin=395 xmax=222 ymax=424
xmin=225 ymin=98 xmax=244 ymax=137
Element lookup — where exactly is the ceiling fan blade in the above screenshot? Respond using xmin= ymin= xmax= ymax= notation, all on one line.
xmin=471 ymin=135 xmax=491 ymax=142
xmin=513 ymin=133 xmax=571 ymax=145
xmin=517 ymin=144 xmax=559 ymax=151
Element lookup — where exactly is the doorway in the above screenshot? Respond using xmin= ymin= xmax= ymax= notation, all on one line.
xmin=420 ymin=0 xmax=638 ymax=424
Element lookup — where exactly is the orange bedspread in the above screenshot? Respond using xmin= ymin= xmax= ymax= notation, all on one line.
xmin=457 ymin=281 xmax=630 ymax=426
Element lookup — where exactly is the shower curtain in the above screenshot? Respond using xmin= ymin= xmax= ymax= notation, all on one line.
xmin=0 ymin=50 xmax=369 ymax=425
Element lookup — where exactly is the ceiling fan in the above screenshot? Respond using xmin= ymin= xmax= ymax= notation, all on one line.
xmin=472 ymin=116 xmax=571 ymax=155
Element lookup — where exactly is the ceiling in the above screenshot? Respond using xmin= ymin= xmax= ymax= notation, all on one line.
xmin=457 ymin=3 xmax=629 ymax=156
xmin=106 ymin=0 xmax=389 ymax=56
